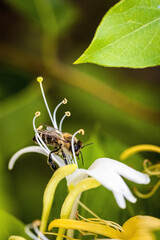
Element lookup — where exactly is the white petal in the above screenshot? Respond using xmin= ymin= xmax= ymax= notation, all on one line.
xmin=113 ymin=192 xmax=126 ymax=209
xmin=89 ymin=158 xmax=150 ymax=184
xmin=8 ymin=146 xmax=65 ymax=170
xmin=112 ymin=160 xmax=150 ymax=184
xmin=8 ymin=146 xmax=47 ymax=170
xmin=66 ymin=169 xmax=88 ymax=186
xmin=110 ymin=174 xmax=137 ymax=203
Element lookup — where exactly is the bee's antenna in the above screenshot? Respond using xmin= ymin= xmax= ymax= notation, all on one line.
xmin=82 ymin=143 xmax=93 ymax=149
xmin=80 ymin=151 xmax=84 ymax=165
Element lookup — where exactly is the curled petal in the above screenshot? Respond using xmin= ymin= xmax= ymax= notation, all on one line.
xmin=89 ymin=158 xmax=150 ymax=184
xmin=8 ymin=146 xmax=65 ymax=170
xmin=120 ymin=144 xmax=160 ymax=160
xmin=86 ymin=158 xmax=150 ymax=208
xmin=8 ymin=146 xmax=48 ymax=170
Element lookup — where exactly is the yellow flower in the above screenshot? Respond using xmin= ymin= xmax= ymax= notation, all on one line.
xmin=49 ymin=215 xmax=160 ymax=240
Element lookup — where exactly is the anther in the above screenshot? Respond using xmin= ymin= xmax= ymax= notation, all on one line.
xmin=62 ymin=98 xmax=67 ymax=104
xmin=35 ymin=111 xmax=41 ymax=117
xmin=65 ymin=111 xmax=71 ymax=117
xmin=79 ymin=129 xmax=85 ymax=135
xmin=37 ymin=125 xmax=43 ymax=130
xmin=32 ymin=220 xmax=41 ymax=228
xmin=37 ymin=76 xmax=43 ymax=83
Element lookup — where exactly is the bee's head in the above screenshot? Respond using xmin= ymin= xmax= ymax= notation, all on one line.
xmin=74 ymin=140 xmax=83 ymax=155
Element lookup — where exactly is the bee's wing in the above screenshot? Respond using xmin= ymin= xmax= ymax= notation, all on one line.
xmin=38 ymin=129 xmax=68 ymax=143
xmin=46 ymin=126 xmax=57 ymax=131
xmin=43 ymin=124 xmax=63 ymax=135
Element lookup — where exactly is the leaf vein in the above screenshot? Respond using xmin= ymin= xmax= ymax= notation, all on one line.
xmin=85 ymin=17 xmax=160 ymax=59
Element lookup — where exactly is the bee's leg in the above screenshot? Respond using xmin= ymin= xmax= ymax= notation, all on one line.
xmin=50 ymin=162 xmax=58 ymax=171
xmin=47 ymin=148 xmax=59 ymax=165
xmin=80 ymin=151 xmax=84 ymax=165
xmin=61 ymin=150 xmax=68 ymax=165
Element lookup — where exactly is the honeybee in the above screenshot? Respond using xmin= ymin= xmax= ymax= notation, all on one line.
xmin=33 ymin=126 xmax=83 ymax=171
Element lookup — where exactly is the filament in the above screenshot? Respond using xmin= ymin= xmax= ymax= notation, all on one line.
xmin=33 ymin=112 xmax=50 ymax=154
xmin=143 ymin=160 xmax=160 ymax=176
xmin=25 ymin=224 xmax=39 ymax=240
xmin=25 ymin=221 xmax=49 ymax=240
xmin=134 ymin=180 xmax=160 ymax=199
xmin=71 ymin=129 xmax=84 ymax=166
xmin=53 ymin=98 xmax=67 ymax=130
xmin=33 ymin=112 xmax=62 ymax=166
xmin=59 ymin=111 xmax=71 ymax=131
xmin=78 ymin=201 xmax=122 ymax=231
xmin=37 ymin=77 xmax=54 ymax=127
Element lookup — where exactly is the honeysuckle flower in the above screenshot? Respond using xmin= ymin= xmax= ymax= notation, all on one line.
xmin=9 ymin=77 xmax=150 ymax=210
xmin=49 ymin=215 xmax=160 ymax=240
xmin=120 ymin=144 xmax=160 ymax=199
xmin=67 ymin=158 xmax=150 ymax=209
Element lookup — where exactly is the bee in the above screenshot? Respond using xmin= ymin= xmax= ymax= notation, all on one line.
xmin=33 ymin=126 xmax=83 ymax=171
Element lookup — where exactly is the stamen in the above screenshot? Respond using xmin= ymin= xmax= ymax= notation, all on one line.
xmin=63 ymin=98 xmax=67 ymax=104
xmin=71 ymin=129 xmax=85 ymax=166
xmin=133 ymin=180 xmax=160 ymax=199
xmin=143 ymin=160 xmax=160 ymax=176
xmin=78 ymin=201 xmax=122 ymax=231
xmin=25 ymin=221 xmax=49 ymax=240
xmin=37 ymin=76 xmax=43 ymax=83
xmin=44 ymin=231 xmax=77 ymax=240
xmin=33 ymin=112 xmax=62 ymax=167
xmin=79 ymin=129 xmax=85 ymax=135
xmin=53 ymin=98 xmax=68 ymax=130
xmin=59 ymin=111 xmax=71 ymax=131
xmin=35 ymin=111 xmax=41 ymax=117
xmin=33 ymin=112 xmax=50 ymax=155
xmin=25 ymin=224 xmax=39 ymax=240
xmin=37 ymin=77 xmax=54 ymax=127
xmin=37 ymin=125 xmax=43 ymax=130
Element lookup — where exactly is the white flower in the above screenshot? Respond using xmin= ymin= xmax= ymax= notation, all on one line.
xmin=9 ymin=77 xmax=150 ymax=209
xmin=67 ymin=158 xmax=150 ymax=209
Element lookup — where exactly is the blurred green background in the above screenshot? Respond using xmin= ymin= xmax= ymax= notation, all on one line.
xmin=0 ymin=0 xmax=160 ymax=234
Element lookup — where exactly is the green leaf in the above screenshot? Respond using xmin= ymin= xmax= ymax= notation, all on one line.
xmin=0 ymin=209 xmax=28 ymax=239
xmin=75 ymin=0 xmax=160 ymax=68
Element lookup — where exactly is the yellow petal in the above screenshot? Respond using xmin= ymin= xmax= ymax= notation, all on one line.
xmin=9 ymin=236 xmax=26 ymax=240
xmin=48 ymin=219 xmax=119 ymax=239
xmin=61 ymin=178 xmax=100 ymax=219
xmin=120 ymin=145 xmax=160 ymax=160
xmin=40 ymin=164 xmax=77 ymax=233
xmin=56 ymin=178 xmax=100 ymax=240
xmin=121 ymin=215 xmax=160 ymax=240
